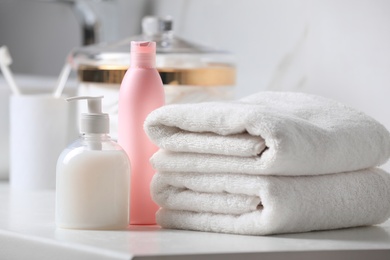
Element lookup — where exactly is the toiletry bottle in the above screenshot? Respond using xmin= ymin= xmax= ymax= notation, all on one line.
xmin=118 ymin=41 xmax=164 ymax=225
xmin=56 ymin=96 xmax=130 ymax=230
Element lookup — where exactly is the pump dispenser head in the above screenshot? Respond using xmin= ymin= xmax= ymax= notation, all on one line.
xmin=67 ymin=96 xmax=109 ymax=134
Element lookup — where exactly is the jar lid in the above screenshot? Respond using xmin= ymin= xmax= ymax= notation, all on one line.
xmin=70 ymin=16 xmax=236 ymax=86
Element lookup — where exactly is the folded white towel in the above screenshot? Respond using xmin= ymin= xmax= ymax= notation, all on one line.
xmin=145 ymin=92 xmax=390 ymax=175
xmin=151 ymin=168 xmax=390 ymax=235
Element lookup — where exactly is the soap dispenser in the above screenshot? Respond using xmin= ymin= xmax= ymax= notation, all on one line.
xmin=56 ymin=96 xmax=130 ymax=230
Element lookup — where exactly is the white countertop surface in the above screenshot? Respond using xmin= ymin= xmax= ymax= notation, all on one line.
xmin=1 ymin=182 xmax=390 ymax=260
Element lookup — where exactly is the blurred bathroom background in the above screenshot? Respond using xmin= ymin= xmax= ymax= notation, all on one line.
xmin=1 ymin=0 xmax=390 ymax=169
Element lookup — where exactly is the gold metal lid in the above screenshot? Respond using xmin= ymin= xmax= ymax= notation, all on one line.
xmin=78 ymin=65 xmax=236 ymax=86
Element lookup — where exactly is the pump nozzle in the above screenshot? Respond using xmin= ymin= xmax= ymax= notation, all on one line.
xmin=66 ymin=96 xmax=103 ymax=113
xmin=67 ymin=96 xmax=109 ymax=134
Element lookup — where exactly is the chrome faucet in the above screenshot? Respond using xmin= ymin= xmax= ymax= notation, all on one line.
xmin=71 ymin=0 xmax=100 ymax=45
xmin=55 ymin=0 xmax=100 ymax=45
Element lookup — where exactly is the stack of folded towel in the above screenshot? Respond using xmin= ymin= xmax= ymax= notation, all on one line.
xmin=144 ymin=91 xmax=390 ymax=235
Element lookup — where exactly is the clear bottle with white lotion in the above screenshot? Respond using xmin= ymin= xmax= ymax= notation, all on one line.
xmin=56 ymin=96 xmax=130 ymax=230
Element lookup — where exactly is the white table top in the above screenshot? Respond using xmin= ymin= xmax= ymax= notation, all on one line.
xmin=0 ymin=182 xmax=389 ymax=260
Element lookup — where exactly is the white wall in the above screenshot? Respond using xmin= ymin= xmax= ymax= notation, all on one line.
xmin=152 ymin=0 xmax=309 ymax=97
xmin=306 ymin=1 xmax=390 ymax=125
xmin=152 ymin=0 xmax=390 ymax=109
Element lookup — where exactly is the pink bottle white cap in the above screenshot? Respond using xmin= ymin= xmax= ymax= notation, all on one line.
xmin=130 ymin=41 xmax=156 ymax=68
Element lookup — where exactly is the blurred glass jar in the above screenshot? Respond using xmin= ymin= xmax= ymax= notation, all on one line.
xmin=70 ymin=16 xmax=236 ymax=139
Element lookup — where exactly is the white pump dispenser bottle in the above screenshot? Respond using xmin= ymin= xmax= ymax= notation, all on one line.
xmin=56 ymin=96 xmax=130 ymax=230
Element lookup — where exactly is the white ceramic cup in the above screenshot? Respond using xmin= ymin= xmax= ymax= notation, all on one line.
xmin=10 ymin=94 xmax=68 ymax=190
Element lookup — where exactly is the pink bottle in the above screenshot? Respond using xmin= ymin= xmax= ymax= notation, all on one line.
xmin=118 ymin=41 xmax=164 ymax=225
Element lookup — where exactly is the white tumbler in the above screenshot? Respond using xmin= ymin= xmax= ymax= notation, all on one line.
xmin=10 ymin=94 xmax=68 ymax=190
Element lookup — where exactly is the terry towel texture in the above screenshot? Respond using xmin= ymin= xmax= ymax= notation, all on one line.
xmin=152 ymin=169 xmax=390 ymax=235
xmin=144 ymin=91 xmax=390 ymax=235
xmin=145 ymin=92 xmax=390 ymax=175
